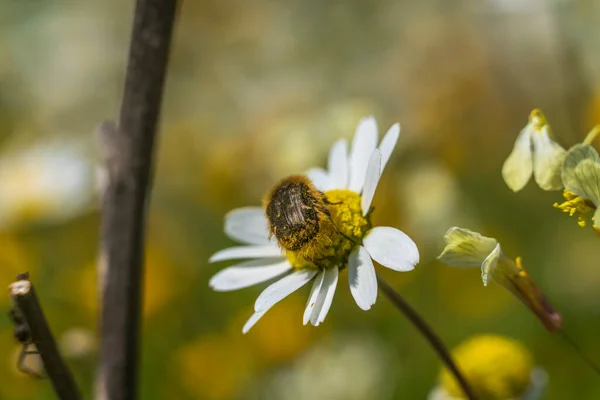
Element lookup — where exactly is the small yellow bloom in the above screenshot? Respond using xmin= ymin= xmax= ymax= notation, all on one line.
xmin=502 ymin=109 xmax=566 ymax=192
xmin=559 ymin=143 xmax=600 ymax=232
xmin=430 ymin=335 xmax=547 ymax=400
xmin=437 ymin=228 xmax=562 ymax=332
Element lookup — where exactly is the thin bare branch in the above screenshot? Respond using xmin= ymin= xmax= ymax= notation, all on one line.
xmin=9 ymin=274 xmax=82 ymax=400
xmin=97 ymin=1 xmax=178 ymax=399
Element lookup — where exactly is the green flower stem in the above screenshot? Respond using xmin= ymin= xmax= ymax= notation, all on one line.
xmin=377 ymin=275 xmax=478 ymax=400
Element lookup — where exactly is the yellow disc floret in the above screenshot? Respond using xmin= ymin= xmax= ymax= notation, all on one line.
xmin=325 ymin=190 xmax=371 ymax=240
xmin=286 ymin=189 xmax=371 ymax=271
xmin=554 ymin=190 xmax=596 ymax=227
xmin=440 ymin=335 xmax=533 ymax=400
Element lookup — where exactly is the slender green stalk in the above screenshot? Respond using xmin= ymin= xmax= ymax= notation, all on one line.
xmin=377 ymin=275 xmax=478 ymax=400
xmin=560 ymin=330 xmax=600 ymax=376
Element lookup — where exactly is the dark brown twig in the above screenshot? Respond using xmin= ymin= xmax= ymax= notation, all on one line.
xmin=9 ymin=274 xmax=82 ymax=400
xmin=97 ymin=1 xmax=177 ymax=399
xmin=377 ymin=275 xmax=478 ymax=400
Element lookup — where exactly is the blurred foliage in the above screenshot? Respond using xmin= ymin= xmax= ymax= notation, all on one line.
xmin=1 ymin=0 xmax=600 ymax=399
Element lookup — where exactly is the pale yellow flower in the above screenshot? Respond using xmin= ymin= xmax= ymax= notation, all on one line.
xmin=502 ymin=109 xmax=566 ymax=192
xmin=555 ymin=143 xmax=600 ymax=232
xmin=438 ymin=228 xmax=562 ymax=332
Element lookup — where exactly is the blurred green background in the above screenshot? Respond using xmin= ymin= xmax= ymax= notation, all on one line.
xmin=1 ymin=0 xmax=600 ymax=399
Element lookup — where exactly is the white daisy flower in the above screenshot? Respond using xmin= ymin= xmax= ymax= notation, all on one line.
xmin=209 ymin=116 xmax=420 ymax=333
xmin=502 ymin=109 xmax=566 ymax=192
xmin=0 ymin=138 xmax=94 ymax=230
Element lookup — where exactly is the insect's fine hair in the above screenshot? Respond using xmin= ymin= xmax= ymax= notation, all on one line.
xmin=265 ymin=175 xmax=331 ymax=255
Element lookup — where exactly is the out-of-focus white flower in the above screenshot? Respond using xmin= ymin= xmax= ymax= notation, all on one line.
xmin=59 ymin=327 xmax=96 ymax=359
xmin=0 ymin=139 xmax=94 ymax=229
xmin=400 ymin=162 xmax=478 ymax=249
xmin=502 ymin=109 xmax=566 ymax=192
xmin=264 ymin=335 xmax=394 ymax=400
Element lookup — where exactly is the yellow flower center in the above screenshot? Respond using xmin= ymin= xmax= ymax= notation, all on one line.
xmin=440 ymin=335 xmax=533 ymax=400
xmin=553 ymin=190 xmax=596 ymax=227
xmin=286 ymin=189 xmax=371 ymax=270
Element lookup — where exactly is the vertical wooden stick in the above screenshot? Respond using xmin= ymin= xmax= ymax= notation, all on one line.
xmin=97 ymin=1 xmax=177 ymax=399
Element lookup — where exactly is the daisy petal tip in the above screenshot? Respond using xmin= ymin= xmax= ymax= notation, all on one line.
xmin=362 ymin=227 xmax=419 ymax=272
xmin=242 ymin=311 xmax=265 ymax=334
xmin=361 ymin=115 xmax=377 ymax=124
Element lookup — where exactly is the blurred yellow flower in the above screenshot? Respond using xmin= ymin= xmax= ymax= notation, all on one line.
xmin=76 ymin=246 xmax=176 ymax=320
xmin=177 ymin=334 xmax=254 ymax=400
xmin=240 ymin=298 xmax=318 ymax=363
xmin=502 ymin=109 xmax=565 ymax=192
xmin=438 ymin=227 xmax=562 ymax=332
xmin=430 ymin=335 xmax=546 ymax=400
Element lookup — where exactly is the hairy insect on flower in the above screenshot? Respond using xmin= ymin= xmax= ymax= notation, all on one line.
xmin=429 ymin=335 xmax=547 ymax=400
xmin=502 ymin=109 xmax=566 ymax=192
xmin=437 ymin=227 xmax=562 ymax=332
xmin=209 ymin=117 xmax=420 ymax=333
xmin=555 ymin=143 xmax=600 ymax=233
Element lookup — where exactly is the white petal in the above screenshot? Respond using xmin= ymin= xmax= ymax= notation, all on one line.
xmin=348 ymin=116 xmax=378 ymax=192
xmin=306 ymin=167 xmax=331 ymax=192
xmin=311 ymin=267 xmax=339 ymax=326
xmin=328 ymin=139 xmax=349 ymax=189
xmin=437 ymin=227 xmax=498 ymax=268
xmin=224 ymin=207 xmax=272 ymax=245
xmin=532 ymin=127 xmax=566 ymax=191
xmin=379 ymin=123 xmax=400 ymax=173
xmin=209 ymin=259 xmax=292 ymax=292
xmin=303 ymin=271 xmax=325 ymax=325
xmin=348 ymin=247 xmax=377 ymax=310
xmin=254 ymin=269 xmax=317 ymax=312
xmin=209 ymin=245 xmax=283 ymax=263
xmin=361 ymin=150 xmax=382 ymax=216
xmin=501 ymin=126 xmax=533 ymax=192
xmin=363 ymin=227 xmax=419 ymax=271
xmin=480 ymin=243 xmax=502 ymax=286
xmin=242 ymin=310 xmax=267 ymax=334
